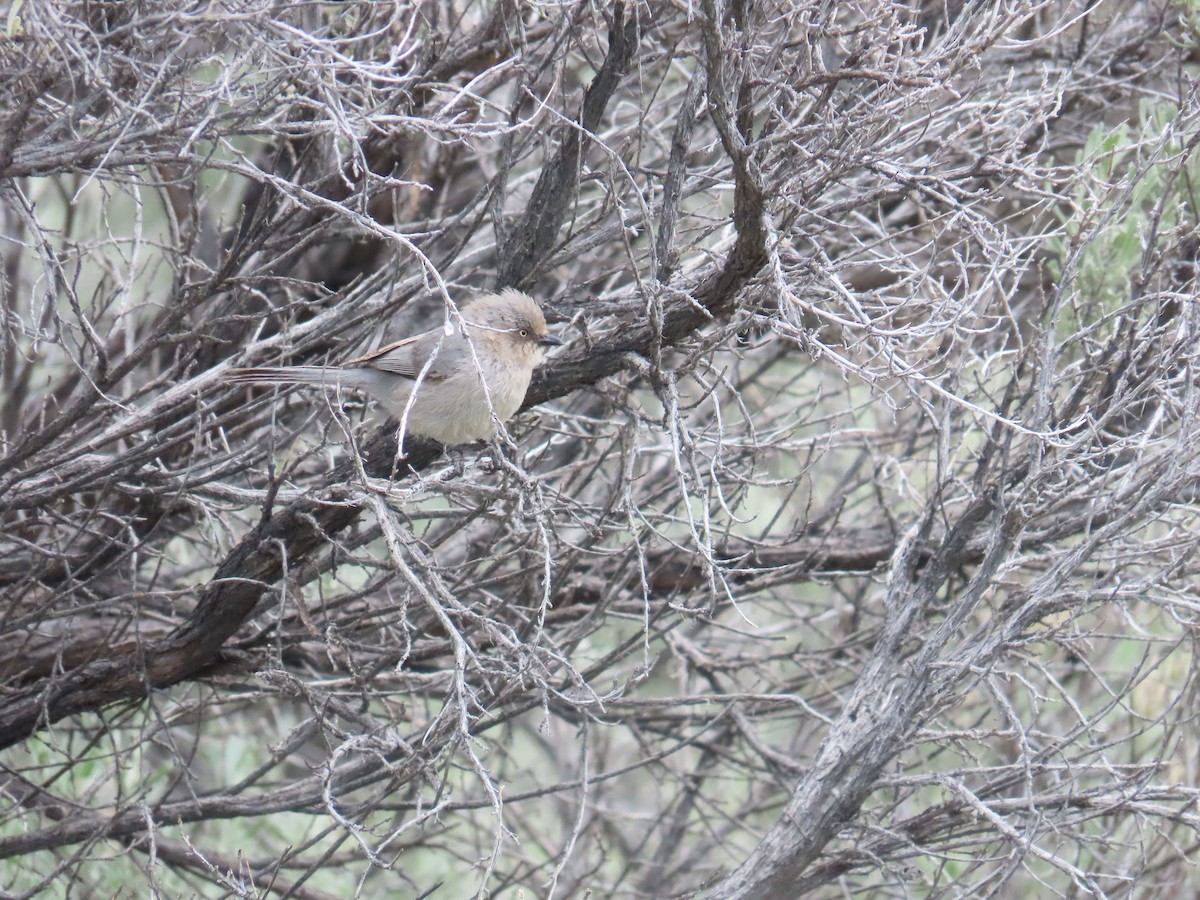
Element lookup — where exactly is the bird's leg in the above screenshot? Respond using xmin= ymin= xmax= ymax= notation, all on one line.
xmin=478 ymin=437 xmax=521 ymax=475
xmin=475 ymin=440 xmax=498 ymax=474
xmin=444 ymin=443 xmax=467 ymax=477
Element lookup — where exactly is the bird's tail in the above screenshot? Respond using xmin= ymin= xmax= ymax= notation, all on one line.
xmin=225 ymin=366 xmax=359 ymax=388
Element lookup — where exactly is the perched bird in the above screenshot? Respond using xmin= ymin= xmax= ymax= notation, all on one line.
xmin=226 ymin=289 xmax=560 ymax=444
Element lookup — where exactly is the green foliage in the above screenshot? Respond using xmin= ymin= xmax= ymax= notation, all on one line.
xmin=1050 ymin=100 xmax=1200 ymax=326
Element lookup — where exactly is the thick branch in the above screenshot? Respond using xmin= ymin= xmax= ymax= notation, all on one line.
xmin=497 ymin=1 xmax=642 ymax=287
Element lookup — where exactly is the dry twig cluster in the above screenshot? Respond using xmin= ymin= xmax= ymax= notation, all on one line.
xmin=2 ymin=0 xmax=1200 ymax=896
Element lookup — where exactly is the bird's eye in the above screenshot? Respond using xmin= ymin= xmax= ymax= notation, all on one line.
xmin=519 ymin=329 xmax=529 ymax=338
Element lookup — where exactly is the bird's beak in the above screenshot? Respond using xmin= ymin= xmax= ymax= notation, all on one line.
xmin=538 ymin=334 xmax=563 ymax=348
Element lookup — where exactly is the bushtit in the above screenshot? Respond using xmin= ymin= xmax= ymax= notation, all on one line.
xmin=226 ymin=289 xmax=561 ymax=444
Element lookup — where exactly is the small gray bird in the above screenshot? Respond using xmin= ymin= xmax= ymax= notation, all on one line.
xmin=226 ymin=289 xmax=560 ymax=444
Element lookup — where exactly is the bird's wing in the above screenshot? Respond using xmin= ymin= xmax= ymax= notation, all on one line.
xmin=342 ymin=329 xmax=464 ymax=380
